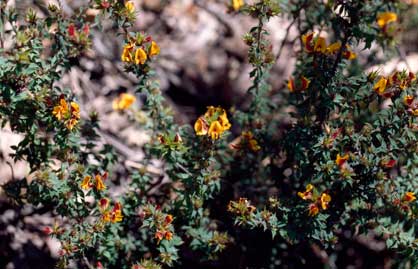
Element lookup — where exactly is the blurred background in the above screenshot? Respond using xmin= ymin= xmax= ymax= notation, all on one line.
xmin=2 ymin=0 xmax=418 ymax=268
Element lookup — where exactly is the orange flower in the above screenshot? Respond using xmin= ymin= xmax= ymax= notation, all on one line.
xmin=155 ymin=230 xmax=164 ymax=242
xmin=298 ymin=184 xmax=314 ymax=200
xmin=164 ymin=231 xmax=173 ymax=241
xmin=403 ymin=192 xmax=416 ymax=203
xmin=308 ymin=203 xmax=319 ymax=216
xmin=335 ymin=153 xmax=349 ymax=166
xmin=165 ymin=214 xmax=173 ymax=225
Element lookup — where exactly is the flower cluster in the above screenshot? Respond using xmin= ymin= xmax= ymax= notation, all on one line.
xmin=80 ymin=172 xmax=107 ymax=191
xmin=302 ymin=32 xmax=356 ymax=59
xmin=121 ymin=36 xmax=160 ymax=65
xmin=52 ymin=97 xmax=80 ymax=130
xmin=298 ymin=184 xmax=331 ymax=217
xmin=194 ymin=106 xmax=231 ymax=140
xmin=142 ymin=205 xmax=175 ymax=244
xmin=98 ymin=198 xmax=123 ymax=223
xmin=373 ymin=70 xmax=416 ymax=97
xmin=112 ymin=93 xmax=136 ymax=111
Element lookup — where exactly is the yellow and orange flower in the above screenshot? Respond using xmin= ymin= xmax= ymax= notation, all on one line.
xmin=52 ymin=97 xmax=80 ymax=130
xmin=135 ymin=48 xmax=147 ymax=65
xmin=403 ymin=192 xmax=416 ymax=203
xmin=287 ymin=76 xmax=311 ymax=93
xmin=149 ymin=41 xmax=160 ymax=57
xmin=95 ymin=174 xmax=106 ymax=191
xmin=81 ymin=175 xmax=92 ymax=190
xmin=298 ymin=184 xmax=314 ymax=200
xmin=302 ymin=32 xmax=315 ymax=53
xmin=377 ymin=12 xmax=397 ymax=29
xmin=194 ymin=117 xmax=209 ymax=136
xmin=121 ymin=43 xmax=134 ymax=62
xmin=373 ymin=77 xmax=388 ymax=95
xmin=314 ymin=37 xmax=326 ymax=53
xmin=308 ymin=203 xmax=319 ymax=216
xmin=194 ymin=106 xmax=231 ymax=140
xmin=320 ymin=193 xmax=331 ymax=210
xmin=404 ymin=95 xmax=414 ymax=106
xmin=335 ymin=153 xmax=349 ymax=166
xmin=112 ymin=93 xmax=136 ymax=111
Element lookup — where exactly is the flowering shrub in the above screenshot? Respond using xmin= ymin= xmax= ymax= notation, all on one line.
xmin=1 ymin=0 xmax=418 ymax=268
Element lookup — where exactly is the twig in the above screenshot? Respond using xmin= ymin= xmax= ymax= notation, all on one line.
xmin=275 ymin=18 xmax=297 ymax=62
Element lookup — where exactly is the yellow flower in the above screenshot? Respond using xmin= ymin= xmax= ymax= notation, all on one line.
xmin=81 ymin=175 xmax=91 ymax=190
xmin=125 ymin=1 xmax=135 ymax=13
xmin=320 ymin=193 xmax=331 ymax=210
xmin=326 ymin=42 xmax=341 ymax=54
xmin=121 ymin=43 xmax=134 ymax=62
xmin=52 ymin=98 xmax=69 ymax=121
xmin=231 ymin=0 xmax=244 ymax=11
xmin=308 ymin=203 xmax=319 ymax=216
xmin=218 ymin=113 xmax=231 ymax=131
xmin=149 ymin=41 xmax=160 ymax=57
xmin=112 ymin=93 xmax=136 ymax=111
xmin=298 ymin=184 xmax=314 ymax=200
xmin=194 ymin=117 xmax=209 ymax=136
xmin=377 ymin=12 xmax=397 ymax=28
xmin=403 ymin=192 xmax=416 ymax=203
xmin=373 ymin=77 xmax=388 ymax=94
xmin=314 ymin=37 xmax=327 ymax=53
xmin=66 ymin=118 xmax=79 ymax=130
xmin=208 ymin=120 xmax=223 ymax=140
xmin=335 ymin=153 xmax=349 ymax=166
xmin=134 ymin=48 xmax=147 ymax=65
xmin=95 ymin=174 xmax=106 ymax=191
